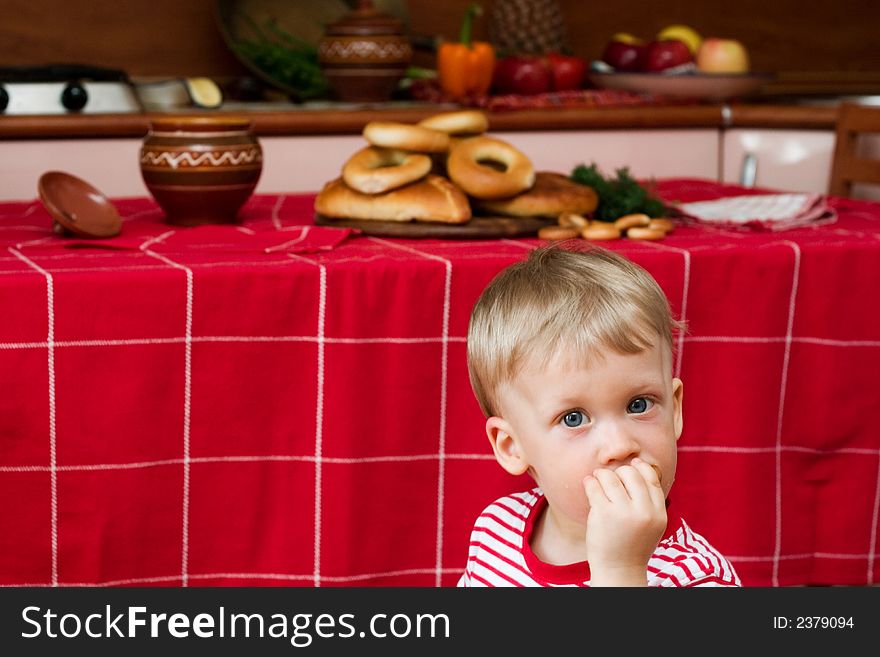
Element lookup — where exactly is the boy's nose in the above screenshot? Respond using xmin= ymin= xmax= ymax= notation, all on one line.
xmin=596 ymin=421 xmax=640 ymax=465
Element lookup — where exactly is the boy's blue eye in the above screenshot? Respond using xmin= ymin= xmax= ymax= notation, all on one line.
xmin=627 ymin=397 xmax=652 ymax=414
xmin=562 ymin=411 xmax=586 ymax=427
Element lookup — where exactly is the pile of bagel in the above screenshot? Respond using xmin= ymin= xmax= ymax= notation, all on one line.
xmin=314 ymin=109 xmax=599 ymax=226
xmin=538 ymin=212 xmax=675 ymax=242
xmin=314 ymin=109 xmax=674 ymax=241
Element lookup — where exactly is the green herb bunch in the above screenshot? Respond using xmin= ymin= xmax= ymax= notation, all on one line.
xmin=234 ymin=17 xmax=329 ymax=101
xmin=570 ymin=163 xmax=668 ymax=222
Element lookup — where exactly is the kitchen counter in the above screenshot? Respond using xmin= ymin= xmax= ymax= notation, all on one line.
xmin=0 ymin=103 xmax=840 ymax=139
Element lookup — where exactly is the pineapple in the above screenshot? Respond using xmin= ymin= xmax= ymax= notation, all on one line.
xmin=488 ymin=0 xmax=571 ymax=55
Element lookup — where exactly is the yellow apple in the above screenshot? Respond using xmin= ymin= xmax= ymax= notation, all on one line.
xmin=696 ymin=38 xmax=750 ymax=73
xmin=657 ymin=24 xmax=702 ymax=56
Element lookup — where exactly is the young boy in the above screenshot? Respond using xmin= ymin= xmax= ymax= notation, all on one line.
xmin=459 ymin=243 xmax=740 ymax=587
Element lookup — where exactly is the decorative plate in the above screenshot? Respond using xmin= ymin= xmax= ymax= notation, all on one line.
xmin=588 ymin=71 xmax=773 ymax=101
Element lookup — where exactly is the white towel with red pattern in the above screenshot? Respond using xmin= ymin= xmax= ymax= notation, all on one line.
xmin=677 ymin=193 xmax=837 ymax=231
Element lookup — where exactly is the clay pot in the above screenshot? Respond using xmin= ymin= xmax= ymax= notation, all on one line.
xmin=318 ymin=0 xmax=412 ymax=103
xmin=139 ymin=116 xmax=262 ymax=226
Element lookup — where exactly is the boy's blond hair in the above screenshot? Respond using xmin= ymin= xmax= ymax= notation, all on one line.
xmin=467 ymin=243 xmax=684 ymax=417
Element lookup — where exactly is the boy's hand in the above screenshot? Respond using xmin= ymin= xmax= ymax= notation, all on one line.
xmin=582 ymin=457 xmax=667 ymax=587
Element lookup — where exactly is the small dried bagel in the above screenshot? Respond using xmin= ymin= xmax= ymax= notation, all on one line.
xmin=649 ymin=218 xmax=676 ymax=232
xmin=558 ymin=212 xmax=590 ymax=230
xmin=614 ymin=213 xmax=651 ymax=231
xmin=626 ymin=226 xmax=666 ymax=240
xmin=651 ymin=463 xmax=663 ymax=484
xmin=581 ymin=222 xmax=621 ymax=241
xmin=538 ymin=225 xmax=580 ymax=241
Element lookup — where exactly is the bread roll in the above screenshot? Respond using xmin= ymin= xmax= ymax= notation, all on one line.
xmin=314 ymin=175 xmax=472 ymax=224
xmin=473 ymin=172 xmax=598 ymax=218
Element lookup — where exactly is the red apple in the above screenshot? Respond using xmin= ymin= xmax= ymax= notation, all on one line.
xmin=642 ymin=39 xmax=694 ymax=72
xmin=546 ymin=52 xmax=587 ymax=90
xmin=600 ymin=39 xmax=646 ymax=72
xmin=696 ymin=38 xmax=749 ymax=73
xmin=493 ymin=55 xmax=553 ymax=95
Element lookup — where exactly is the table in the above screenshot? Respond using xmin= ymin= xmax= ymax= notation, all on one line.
xmin=1 ymin=179 xmax=878 ymax=587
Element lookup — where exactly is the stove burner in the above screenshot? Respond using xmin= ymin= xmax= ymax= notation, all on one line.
xmin=0 ymin=64 xmax=141 ymax=115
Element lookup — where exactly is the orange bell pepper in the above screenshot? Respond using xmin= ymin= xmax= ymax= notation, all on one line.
xmin=437 ymin=4 xmax=495 ymax=99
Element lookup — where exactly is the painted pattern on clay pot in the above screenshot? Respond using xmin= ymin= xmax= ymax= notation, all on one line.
xmin=140 ymin=116 xmax=262 ymax=226
xmin=318 ymin=0 xmax=412 ymax=103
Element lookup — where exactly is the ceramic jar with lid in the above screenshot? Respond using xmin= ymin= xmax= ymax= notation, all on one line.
xmin=318 ymin=0 xmax=412 ymax=103
xmin=139 ymin=116 xmax=262 ymax=226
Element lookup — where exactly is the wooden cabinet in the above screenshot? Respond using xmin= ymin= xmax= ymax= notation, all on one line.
xmin=0 ymin=105 xmax=853 ymax=201
xmin=258 ymin=129 xmax=720 ymax=196
xmin=0 ymin=129 xmax=720 ymax=201
xmin=495 ymin=129 xmax=719 ymax=182
xmin=1 ymin=138 xmax=145 ymax=202
xmin=720 ymin=129 xmax=835 ymax=194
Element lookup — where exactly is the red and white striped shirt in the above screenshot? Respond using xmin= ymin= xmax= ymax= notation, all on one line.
xmin=458 ymin=488 xmax=741 ymax=587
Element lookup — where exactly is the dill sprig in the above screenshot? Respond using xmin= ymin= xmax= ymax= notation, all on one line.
xmin=570 ymin=163 xmax=668 ymax=222
xmin=233 ymin=16 xmax=329 ymax=101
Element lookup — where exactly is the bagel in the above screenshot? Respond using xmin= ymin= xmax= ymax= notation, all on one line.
xmin=362 ymin=121 xmax=450 ymax=153
xmin=580 ymin=222 xmax=621 ymax=241
xmin=447 ymin=135 xmax=478 ymax=149
xmin=314 ymin=175 xmax=471 ymax=224
xmin=474 ymin=172 xmax=598 ymax=218
xmin=613 ymin=213 xmax=651 ymax=231
xmin=342 ymin=146 xmax=431 ymax=194
xmin=625 ymin=226 xmax=666 ymax=241
xmin=651 ymin=463 xmax=663 ymax=484
xmin=538 ymin=225 xmax=579 ymax=241
xmin=430 ymin=136 xmax=476 ymax=178
xmin=649 ymin=218 xmax=676 ymax=232
xmin=417 ymin=110 xmax=489 ymax=136
xmin=558 ymin=212 xmax=590 ymax=230
xmin=447 ymin=136 xmax=535 ymax=200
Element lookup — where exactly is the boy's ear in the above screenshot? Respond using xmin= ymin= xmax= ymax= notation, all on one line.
xmin=672 ymin=377 xmax=684 ymax=440
xmin=486 ymin=416 xmax=529 ymax=476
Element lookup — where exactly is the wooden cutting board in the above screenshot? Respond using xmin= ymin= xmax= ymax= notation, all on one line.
xmin=314 ymin=213 xmax=556 ymax=239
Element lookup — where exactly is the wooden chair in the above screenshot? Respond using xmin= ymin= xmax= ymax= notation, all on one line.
xmin=828 ymin=102 xmax=880 ymax=197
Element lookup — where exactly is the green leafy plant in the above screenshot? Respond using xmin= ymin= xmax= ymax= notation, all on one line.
xmin=233 ymin=16 xmax=329 ymax=101
xmin=570 ymin=163 xmax=668 ymax=222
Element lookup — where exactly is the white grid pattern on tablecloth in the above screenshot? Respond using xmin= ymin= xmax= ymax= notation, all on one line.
xmin=140 ymin=232 xmax=195 ymax=587
xmin=1 ymin=229 xmax=515 ymax=587
xmin=368 ymin=237 xmax=453 ymax=588
xmin=635 ymin=240 xmax=691 ymax=379
xmin=7 ymin=247 xmax=59 ymax=587
xmin=2 ymin=189 xmax=880 ymax=588
xmin=771 ymin=240 xmax=801 ymax=586
xmin=285 ymin=251 xmax=327 ymax=586
xmin=3 ymin=244 xmax=879 ymax=585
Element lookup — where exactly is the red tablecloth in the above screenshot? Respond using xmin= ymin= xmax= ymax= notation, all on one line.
xmin=2 ymin=179 xmax=879 ymax=587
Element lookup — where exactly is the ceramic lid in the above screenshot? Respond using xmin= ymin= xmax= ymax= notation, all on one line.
xmin=323 ymin=0 xmax=404 ymax=36
xmin=37 ymin=171 xmax=122 ymax=238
